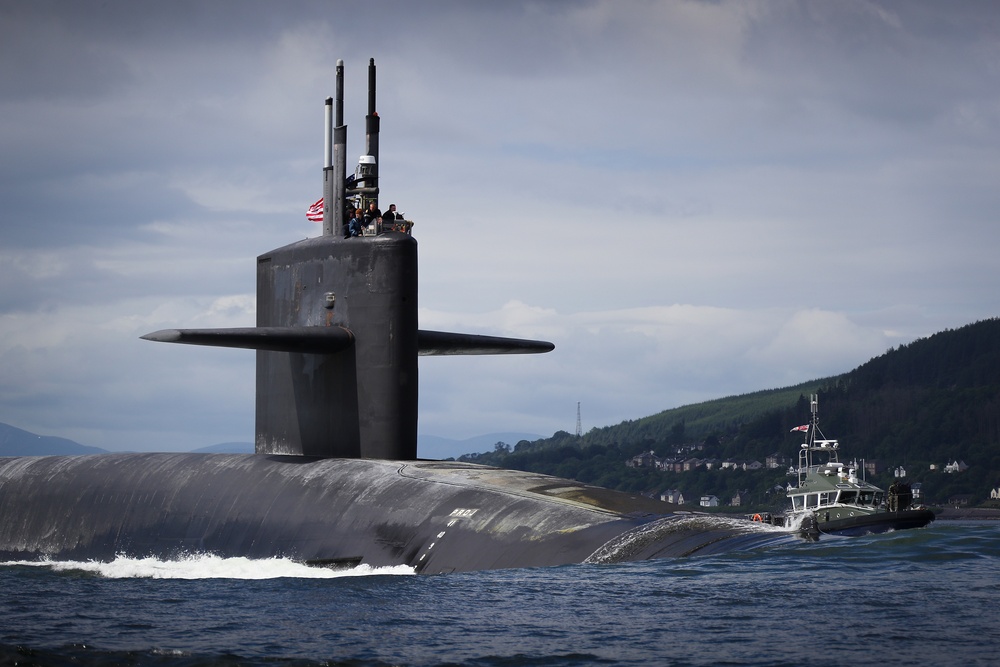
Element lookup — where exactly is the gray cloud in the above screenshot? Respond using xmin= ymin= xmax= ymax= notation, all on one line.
xmin=1 ymin=0 xmax=998 ymax=450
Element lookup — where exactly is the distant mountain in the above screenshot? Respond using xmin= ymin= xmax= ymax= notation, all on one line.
xmin=418 ymin=432 xmax=545 ymax=460
xmin=193 ymin=442 xmax=254 ymax=454
xmin=0 ymin=423 xmax=107 ymax=456
xmin=0 ymin=423 xmax=541 ymax=460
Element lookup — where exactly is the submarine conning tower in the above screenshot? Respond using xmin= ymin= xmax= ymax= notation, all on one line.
xmin=142 ymin=59 xmax=553 ymax=461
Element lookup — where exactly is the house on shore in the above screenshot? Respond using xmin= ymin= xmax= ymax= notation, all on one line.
xmin=700 ymin=495 xmax=720 ymax=508
xmin=660 ymin=489 xmax=686 ymax=505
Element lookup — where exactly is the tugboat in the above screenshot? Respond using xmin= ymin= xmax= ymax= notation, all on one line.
xmin=770 ymin=394 xmax=935 ymax=536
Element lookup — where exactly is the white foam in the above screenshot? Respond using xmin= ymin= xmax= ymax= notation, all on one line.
xmin=782 ymin=512 xmax=815 ymax=533
xmin=1 ymin=554 xmax=415 ymax=579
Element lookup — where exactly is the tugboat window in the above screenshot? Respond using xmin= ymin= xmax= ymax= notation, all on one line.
xmin=838 ymin=490 xmax=857 ymax=504
xmin=806 ymin=494 xmax=819 ymax=509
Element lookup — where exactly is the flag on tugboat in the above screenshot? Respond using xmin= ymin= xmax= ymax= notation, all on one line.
xmin=306 ymin=198 xmax=324 ymax=223
xmin=789 ymin=425 xmax=809 ymax=432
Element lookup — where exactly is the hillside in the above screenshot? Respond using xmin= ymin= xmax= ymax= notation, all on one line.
xmin=461 ymin=318 xmax=1000 ymax=508
xmin=580 ymin=379 xmax=840 ymax=447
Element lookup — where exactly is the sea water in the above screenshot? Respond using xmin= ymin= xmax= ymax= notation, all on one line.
xmin=1 ymin=521 xmax=997 ymax=666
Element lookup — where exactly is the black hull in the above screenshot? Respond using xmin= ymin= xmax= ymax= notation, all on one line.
xmin=0 ymin=454 xmax=795 ymax=574
xmin=814 ymin=509 xmax=936 ymax=536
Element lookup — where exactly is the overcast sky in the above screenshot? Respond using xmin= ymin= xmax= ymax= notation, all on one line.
xmin=1 ymin=0 xmax=998 ymax=454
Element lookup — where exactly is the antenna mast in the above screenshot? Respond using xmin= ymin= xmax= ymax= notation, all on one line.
xmin=576 ymin=402 xmax=582 ymax=437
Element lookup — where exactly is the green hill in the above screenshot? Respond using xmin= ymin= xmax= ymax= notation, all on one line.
xmin=461 ymin=318 xmax=1000 ymax=508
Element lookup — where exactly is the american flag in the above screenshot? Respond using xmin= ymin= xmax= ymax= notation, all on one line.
xmin=789 ymin=425 xmax=809 ymax=432
xmin=306 ymin=198 xmax=324 ymax=223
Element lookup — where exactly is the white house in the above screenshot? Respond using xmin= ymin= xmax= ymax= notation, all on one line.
xmin=945 ymin=460 xmax=969 ymax=474
xmin=660 ymin=489 xmax=686 ymax=505
xmin=700 ymin=495 xmax=719 ymax=508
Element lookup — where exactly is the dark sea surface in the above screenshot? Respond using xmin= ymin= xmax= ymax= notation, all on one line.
xmin=1 ymin=520 xmax=996 ymax=667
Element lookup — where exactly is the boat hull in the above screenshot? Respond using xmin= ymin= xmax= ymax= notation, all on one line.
xmin=812 ymin=508 xmax=936 ymax=536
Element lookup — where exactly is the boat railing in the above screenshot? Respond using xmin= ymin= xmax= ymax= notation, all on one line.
xmin=361 ymin=218 xmax=414 ymax=237
xmin=797 ymin=438 xmax=842 ymax=485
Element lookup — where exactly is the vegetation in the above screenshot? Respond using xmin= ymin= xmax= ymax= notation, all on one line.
xmin=459 ymin=318 xmax=1000 ymax=510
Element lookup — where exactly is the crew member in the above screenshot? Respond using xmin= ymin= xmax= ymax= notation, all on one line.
xmin=888 ymin=480 xmax=899 ymax=512
xmin=364 ymin=201 xmax=382 ymax=230
xmin=348 ymin=208 xmax=364 ymax=238
xmin=382 ymin=203 xmax=412 ymax=234
xmin=383 ymin=203 xmax=402 ymax=222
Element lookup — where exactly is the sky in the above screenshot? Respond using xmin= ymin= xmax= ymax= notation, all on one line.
xmin=1 ymin=0 xmax=999 ymax=454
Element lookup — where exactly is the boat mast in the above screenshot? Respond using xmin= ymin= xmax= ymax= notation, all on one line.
xmin=798 ymin=393 xmax=840 ymax=486
xmin=810 ymin=393 xmax=819 ymax=443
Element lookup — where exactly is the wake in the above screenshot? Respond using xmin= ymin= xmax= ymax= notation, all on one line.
xmin=0 ymin=554 xmax=415 ymax=579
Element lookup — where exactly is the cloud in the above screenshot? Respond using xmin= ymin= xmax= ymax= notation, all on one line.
xmin=1 ymin=1 xmax=998 ymax=451
xmin=416 ymin=301 xmax=901 ymax=440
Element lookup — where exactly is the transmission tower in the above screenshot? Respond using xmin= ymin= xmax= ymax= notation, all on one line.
xmin=575 ymin=402 xmax=582 ymax=437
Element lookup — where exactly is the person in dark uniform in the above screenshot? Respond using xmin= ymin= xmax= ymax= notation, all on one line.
xmin=363 ymin=201 xmax=382 ymax=228
xmin=382 ymin=203 xmax=411 ymax=234
xmin=888 ymin=480 xmax=899 ymax=512
xmin=383 ymin=203 xmax=402 ymax=222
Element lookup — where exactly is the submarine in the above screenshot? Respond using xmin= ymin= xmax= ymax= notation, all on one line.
xmin=0 ymin=60 xmax=793 ymax=574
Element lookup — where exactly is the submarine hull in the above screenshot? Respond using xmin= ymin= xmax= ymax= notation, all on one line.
xmin=0 ymin=454 xmax=789 ymax=573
